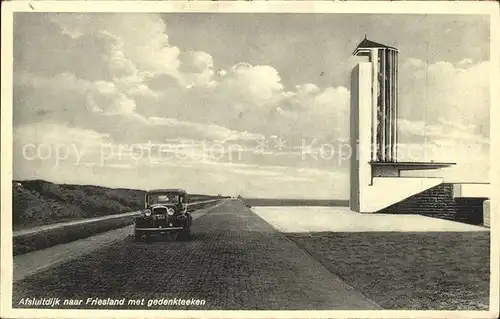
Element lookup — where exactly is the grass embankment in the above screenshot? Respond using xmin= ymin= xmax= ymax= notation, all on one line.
xmin=286 ymin=231 xmax=490 ymax=310
xmin=13 ymin=180 xmax=225 ymax=255
xmin=13 ymin=180 xmax=145 ymax=230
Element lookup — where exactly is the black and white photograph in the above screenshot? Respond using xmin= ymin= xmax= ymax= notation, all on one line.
xmin=1 ymin=1 xmax=499 ymax=318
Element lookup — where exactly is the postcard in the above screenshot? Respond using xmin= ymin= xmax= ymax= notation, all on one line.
xmin=1 ymin=1 xmax=499 ymax=318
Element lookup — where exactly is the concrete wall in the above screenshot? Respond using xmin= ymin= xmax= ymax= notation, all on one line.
xmin=379 ymin=183 xmax=488 ymax=225
xmin=350 ymin=65 xmax=360 ymax=212
xmin=453 ymin=183 xmax=490 ymax=199
xmin=350 ymin=63 xmax=372 ymax=212
xmin=483 ymin=199 xmax=490 ymax=227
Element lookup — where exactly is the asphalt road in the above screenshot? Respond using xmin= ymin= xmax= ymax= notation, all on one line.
xmin=12 ymin=200 xmax=379 ymax=310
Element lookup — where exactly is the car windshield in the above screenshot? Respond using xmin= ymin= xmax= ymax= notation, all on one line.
xmin=148 ymin=193 xmax=181 ymax=204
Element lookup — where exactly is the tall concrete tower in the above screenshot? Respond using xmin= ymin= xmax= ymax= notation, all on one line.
xmin=353 ymin=37 xmax=399 ymax=162
xmin=350 ymin=37 xmax=455 ymax=213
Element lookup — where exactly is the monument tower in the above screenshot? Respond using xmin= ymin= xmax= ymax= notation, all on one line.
xmin=350 ymin=38 xmax=455 ymax=213
xmin=353 ymin=36 xmax=399 ymax=162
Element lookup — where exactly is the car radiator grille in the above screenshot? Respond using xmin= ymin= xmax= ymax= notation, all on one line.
xmin=151 ymin=206 xmax=176 ymax=227
xmin=152 ymin=207 xmax=168 ymax=215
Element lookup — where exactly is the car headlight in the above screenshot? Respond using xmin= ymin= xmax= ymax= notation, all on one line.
xmin=144 ymin=209 xmax=152 ymax=217
xmin=167 ymin=208 xmax=175 ymax=216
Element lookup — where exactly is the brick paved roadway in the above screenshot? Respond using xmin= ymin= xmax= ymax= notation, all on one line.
xmin=13 ymin=200 xmax=379 ymax=310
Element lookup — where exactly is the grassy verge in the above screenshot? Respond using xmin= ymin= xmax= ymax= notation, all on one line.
xmin=286 ymin=231 xmax=490 ymax=310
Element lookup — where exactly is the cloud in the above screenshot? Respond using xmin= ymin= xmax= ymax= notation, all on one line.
xmin=224 ymin=63 xmax=284 ymax=105
xmin=13 ymin=13 xmax=353 ymax=146
xmin=458 ymin=58 xmax=474 ymax=66
xmin=14 ymin=122 xmax=110 ymax=147
xmin=398 ymin=118 xmax=489 ymax=145
xmin=14 ymin=72 xmax=137 ymax=119
xmin=13 ymin=123 xmax=111 ymax=178
xmin=179 ymin=51 xmax=216 ymax=87
xmin=397 ymin=116 xmax=489 ymax=183
xmin=393 ymin=58 xmax=490 ymax=183
xmin=12 ymin=13 xmax=491 ymax=195
xmin=49 ymin=13 xmax=181 ymax=77
xmin=146 ymin=116 xmax=265 ymax=142
xmin=398 ymin=58 xmax=489 ymax=140
xmin=88 ymin=81 xmax=137 ymax=114
xmin=15 ymin=14 xmax=137 ymax=82
xmin=398 ymin=141 xmax=489 ymax=183
xmin=13 ymin=122 xmax=350 ymax=198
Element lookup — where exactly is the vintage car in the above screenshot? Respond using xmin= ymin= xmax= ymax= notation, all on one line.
xmin=134 ymin=189 xmax=192 ymax=241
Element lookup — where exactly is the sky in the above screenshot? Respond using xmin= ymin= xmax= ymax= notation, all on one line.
xmin=12 ymin=13 xmax=491 ymax=198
